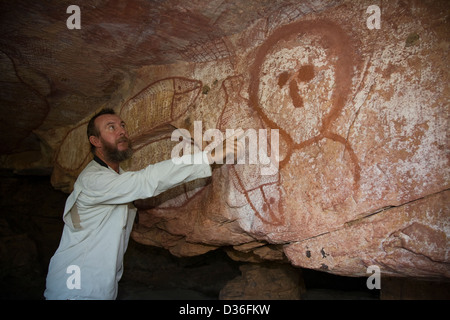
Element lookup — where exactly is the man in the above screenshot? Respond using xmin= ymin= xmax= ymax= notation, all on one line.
xmin=44 ymin=108 xmax=243 ymax=300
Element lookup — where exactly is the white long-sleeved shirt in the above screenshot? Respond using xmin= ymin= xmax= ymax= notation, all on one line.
xmin=44 ymin=152 xmax=211 ymax=300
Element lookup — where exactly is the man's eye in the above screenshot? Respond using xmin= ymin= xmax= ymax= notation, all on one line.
xmin=109 ymin=125 xmax=115 ymax=130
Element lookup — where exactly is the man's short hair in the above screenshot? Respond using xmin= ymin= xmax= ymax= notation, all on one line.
xmin=87 ymin=108 xmax=116 ymax=154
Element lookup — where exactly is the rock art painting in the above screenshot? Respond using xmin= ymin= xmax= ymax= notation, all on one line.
xmin=238 ymin=19 xmax=362 ymax=229
xmin=48 ymin=2 xmax=449 ymax=279
xmin=132 ymin=18 xmax=364 ymax=248
xmin=119 ymin=77 xmax=202 ymax=148
xmin=121 ymin=77 xmax=208 ymax=212
xmin=248 ymin=19 xmax=361 ymax=192
xmin=217 ymin=75 xmax=284 ymax=226
xmin=54 ymin=121 xmax=90 ymax=174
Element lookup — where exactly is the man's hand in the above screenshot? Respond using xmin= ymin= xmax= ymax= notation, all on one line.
xmin=206 ymin=129 xmax=245 ymax=165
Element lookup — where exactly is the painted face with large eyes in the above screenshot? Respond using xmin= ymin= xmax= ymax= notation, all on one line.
xmin=254 ymin=31 xmax=341 ymax=146
xmin=246 ymin=20 xmax=361 ymax=217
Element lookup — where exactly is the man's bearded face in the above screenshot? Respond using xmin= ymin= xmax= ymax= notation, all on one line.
xmin=100 ymin=135 xmax=133 ymax=163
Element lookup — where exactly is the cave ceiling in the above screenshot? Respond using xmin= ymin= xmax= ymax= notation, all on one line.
xmin=0 ymin=0 xmax=328 ymax=155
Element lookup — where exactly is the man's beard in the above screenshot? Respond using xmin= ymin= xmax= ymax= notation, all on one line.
xmin=100 ymin=136 xmax=133 ymax=163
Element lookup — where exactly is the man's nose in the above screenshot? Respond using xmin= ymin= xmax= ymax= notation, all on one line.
xmin=118 ymin=125 xmax=127 ymax=136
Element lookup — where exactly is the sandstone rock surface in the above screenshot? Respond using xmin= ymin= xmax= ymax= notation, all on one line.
xmin=0 ymin=0 xmax=448 ymax=279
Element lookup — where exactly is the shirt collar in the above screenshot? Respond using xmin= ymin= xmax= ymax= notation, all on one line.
xmin=93 ymin=155 xmax=109 ymax=169
xmin=93 ymin=155 xmax=123 ymax=174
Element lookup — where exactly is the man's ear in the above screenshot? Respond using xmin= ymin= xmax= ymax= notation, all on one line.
xmin=89 ymin=135 xmax=101 ymax=149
